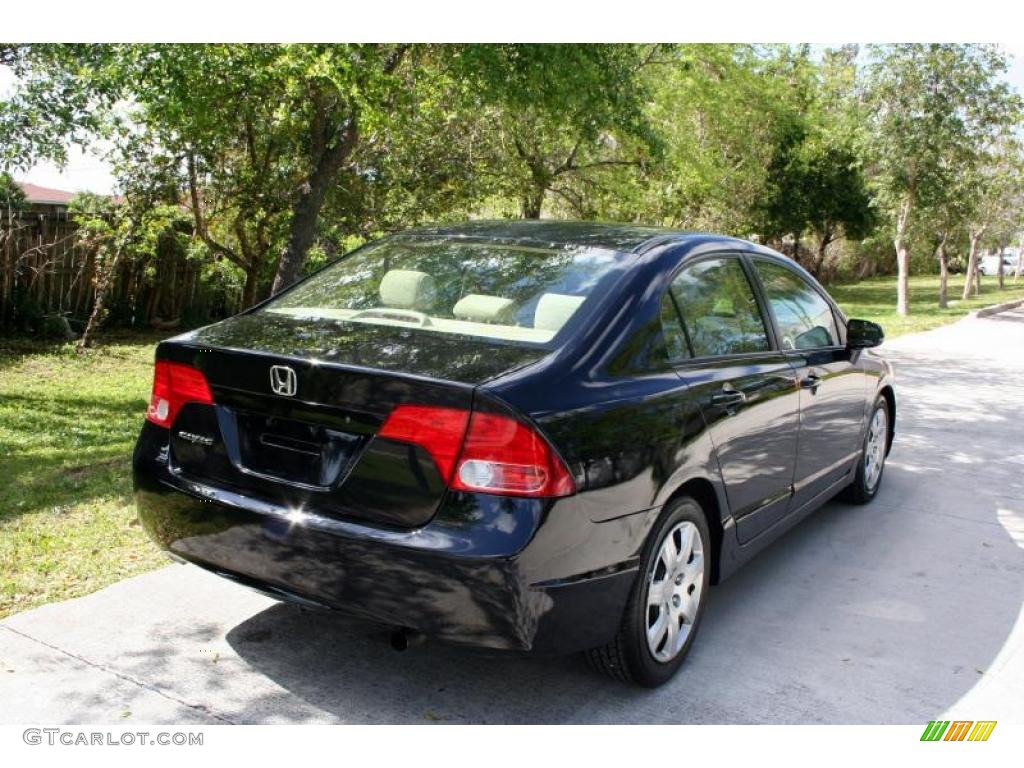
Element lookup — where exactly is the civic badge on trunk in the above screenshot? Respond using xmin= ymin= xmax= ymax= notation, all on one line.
xmin=269 ymin=365 xmax=298 ymax=397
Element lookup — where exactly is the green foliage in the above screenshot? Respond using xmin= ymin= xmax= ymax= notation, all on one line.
xmin=0 ymin=45 xmax=120 ymax=171
xmin=449 ymin=44 xmax=658 ymax=218
xmin=602 ymin=45 xmax=781 ymax=230
xmin=0 ymin=171 xmax=26 ymax=210
xmin=2 ymin=43 xmax=1023 ymax=320
xmin=69 ymin=193 xmax=183 ymax=272
xmin=863 ymin=44 xmax=1018 ymax=214
xmin=68 ymin=157 xmax=188 ymax=346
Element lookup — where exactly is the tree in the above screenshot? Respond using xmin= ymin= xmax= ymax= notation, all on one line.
xmin=0 ymin=45 xmax=119 ymax=172
xmin=454 ymin=44 xmax=658 ymax=219
xmin=758 ymin=132 xmax=874 ymax=277
xmin=756 ymin=46 xmax=875 ymax=278
xmin=622 ymin=44 xmax=872 ymax=259
xmin=71 ymin=193 xmax=182 ymax=349
xmin=68 ymin=126 xmax=187 ymax=347
xmin=916 ymin=203 xmax=963 ymax=309
xmin=584 ymin=45 xmax=782 ymax=232
xmin=7 ymin=42 xmax=1024 ymax=331
xmin=959 ymin=133 xmax=1024 ymax=298
xmin=753 ymin=45 xmax=820 ymax=254
xmin=803 ymin=143 xmax=875 ymax=278
xmin=863 ymin=44 xmax=1014 ymax=316
xmin=267 ymin=44 xmax=411 ymax=293
xmin=127 ymin=44 xmax=422 ymax=301
xmin=6 ymin=44 xmax=671 ymax=307
xmin=4 ymin=44 xmax=423 ymax=304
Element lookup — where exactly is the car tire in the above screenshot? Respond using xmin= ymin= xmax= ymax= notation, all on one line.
xmin=585 ymin=496 xmax=711 ymax=687
xmin=840 ymin=395 xmax=890 ymax=505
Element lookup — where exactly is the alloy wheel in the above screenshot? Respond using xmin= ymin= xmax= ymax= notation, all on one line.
xmin=645 ymin=520 xmax=705 ymax=663
xmin=864 ymin=406 xmax=888 ymax=492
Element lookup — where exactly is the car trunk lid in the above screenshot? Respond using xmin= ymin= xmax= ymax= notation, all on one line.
xmin=154 ymin=320 xmax=545 ymax=528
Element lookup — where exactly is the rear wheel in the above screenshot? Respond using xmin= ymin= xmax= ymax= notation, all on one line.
xmin=585 ymin=497 xmax=710 ymax=687
xmin=840 ymin=395 xmax=889 ymax=504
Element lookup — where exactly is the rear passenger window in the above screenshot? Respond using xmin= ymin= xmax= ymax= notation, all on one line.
xmin=670 ymin=257 xmax=770 ymax=358
xmin=753 ymin=260 xmax=839 ymax=350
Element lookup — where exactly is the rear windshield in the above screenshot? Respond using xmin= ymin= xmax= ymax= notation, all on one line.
xmin=261 ymin=238 xmax=630 ymax=346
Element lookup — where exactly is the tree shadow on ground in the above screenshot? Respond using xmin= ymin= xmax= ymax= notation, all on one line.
xmin=220 ymin=472 xmax=1022 ymax=723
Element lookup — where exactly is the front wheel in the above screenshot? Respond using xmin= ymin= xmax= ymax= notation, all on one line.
xmin=585 ymin=497 xmax=711 ymax=687
xmin=840 ymin=395 xmax=890 ymax=504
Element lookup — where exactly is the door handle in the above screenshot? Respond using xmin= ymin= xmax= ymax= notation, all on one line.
xmin=800 ymin=372 xmax=822 ymax=391
xmin=711 ymin=385 xmax=747 ymax=408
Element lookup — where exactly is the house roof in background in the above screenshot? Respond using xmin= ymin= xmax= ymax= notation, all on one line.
xmin=16 ymin=181 xmax=77 ymax=205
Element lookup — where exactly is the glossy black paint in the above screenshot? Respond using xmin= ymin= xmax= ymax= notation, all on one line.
xmin=185 ymin=310 xmax=548 ymax=384
xmin=134 ymin=221 xmax=895 ymax=655
xmin=847 ymin=318 xmax=885 ymax=348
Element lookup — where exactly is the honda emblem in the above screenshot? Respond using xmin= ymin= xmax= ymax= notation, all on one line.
xmin=269 ymin=365 xmax=298 ymax=397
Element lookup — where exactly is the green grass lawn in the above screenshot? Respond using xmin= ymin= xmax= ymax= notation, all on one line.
xmin=830 ymin=272 xmax=1024 ymax=338
xmin=1 ymin=271 xmax=1022 ymax=619
xmin=0 ymin=334 xmax=167 ymax=618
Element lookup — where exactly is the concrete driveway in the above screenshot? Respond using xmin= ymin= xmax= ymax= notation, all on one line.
xmin=2 ymin=308 xmax=1023 ymax=724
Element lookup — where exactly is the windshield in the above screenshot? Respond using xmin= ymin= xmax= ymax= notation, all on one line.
xmin=262 ymin=238 xmax=631 ymax=345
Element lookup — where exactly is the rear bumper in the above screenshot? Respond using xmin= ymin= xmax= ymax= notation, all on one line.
xmin=133 ymin=422 xmax=646 ymax=655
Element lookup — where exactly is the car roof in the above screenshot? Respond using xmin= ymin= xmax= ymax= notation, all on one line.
xmin=394 ymin=219 xmax=716 ymax=254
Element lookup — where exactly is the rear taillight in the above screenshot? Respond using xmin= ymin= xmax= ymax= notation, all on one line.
xmin=450 ymin=411 xmax=576 ymax=496
xmin=377 ymin=405 xmax=575 ymax=498
xmin=146 ymin=360 xmax=214 ymax=428
xmin=377 ymin=405 xmax=471 ymax=481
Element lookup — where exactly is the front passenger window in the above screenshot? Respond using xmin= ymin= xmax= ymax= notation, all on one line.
xmin=670 ymin=257 xmax=770 ymax=357
xmin=753 ymin=260 xmax=839 ymax=350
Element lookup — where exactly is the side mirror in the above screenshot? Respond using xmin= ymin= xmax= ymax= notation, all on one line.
xmin=847 ymin=318 xmax=884 ymax=349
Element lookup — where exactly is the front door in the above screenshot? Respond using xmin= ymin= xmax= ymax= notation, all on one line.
xmin=749 ymin=258 xmax=867 ymax=508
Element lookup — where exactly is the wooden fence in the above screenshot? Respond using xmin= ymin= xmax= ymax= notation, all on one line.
xmin=1 ymin=200 xmax=242 ymax=334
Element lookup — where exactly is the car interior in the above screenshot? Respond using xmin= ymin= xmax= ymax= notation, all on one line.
xmin=267 ymin=268 xmax=587 ymax=344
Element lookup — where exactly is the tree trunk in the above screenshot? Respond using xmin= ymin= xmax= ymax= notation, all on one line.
xmin=1016 ymin=234 xmax=1024 ymax=280
xmin=77 ymin=249 xmax=122 ymax=350
xmin=962 ymin=227 xmax=986 ymax=301
xmin=519 ymin=181 xmax=547 ymax=219
xmin=270 ymin=46 xmax=408 ymax=295
xmin=936 ymin=234 xmax=949 ymax=309
xmin=997 ymin=246 xmax=1005 ymax=290
xmin=894 ymin=197 xmax=912 ymax=316
xmin=811 ymin=233 xmax=832 ymax=278
xmin=524 ymin=195 xmax=548 ymax=219
xmin=242 ymin=267 xmax=260 ymax=309
xmin=272 ymin=120 xmax=359 ymax=295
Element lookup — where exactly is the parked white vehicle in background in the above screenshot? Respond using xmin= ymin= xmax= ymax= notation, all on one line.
xmin=979 ymin=254 xmax=1017 ymax=275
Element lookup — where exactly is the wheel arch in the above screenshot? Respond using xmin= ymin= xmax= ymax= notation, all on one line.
xmin=878 ymin=384 xmax=895 ymax=454
xmin=664 ymin=477 xmax=725 ymax=585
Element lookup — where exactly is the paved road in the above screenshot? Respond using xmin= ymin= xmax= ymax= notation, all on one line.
xmin=2 ymin=309 xmax=1023 ymax=724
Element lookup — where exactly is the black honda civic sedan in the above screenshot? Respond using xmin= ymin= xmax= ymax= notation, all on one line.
xmin=134 ymin=220 xmax=894 ymax=686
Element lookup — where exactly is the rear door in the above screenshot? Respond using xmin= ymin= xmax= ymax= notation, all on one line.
xmin=666 ymin=254 xmax=801 ymax=544
xmin=747 ymin=256 xmax=867 ymax=508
